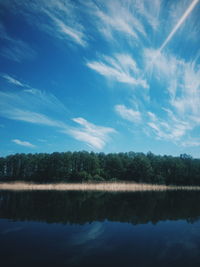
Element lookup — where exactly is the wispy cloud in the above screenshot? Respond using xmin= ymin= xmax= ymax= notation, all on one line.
xmin=0 ymin=22 xmax=36 ymax=62
xmin=1 ymin=0 xmax=199 ymax=152
xmin=0 ymin=88 xmax=70 ymax=131
xmin=143 ymin=47 xmax=200 ymax=145
xmin=86 ymin=0 xmax=146 ymax=41
xmin=147 ymin=109 xmax=198 ymax=147
xmin=4 ymin=108 xmax=68 ymax=128
xmin=67 ymin=117 xmax=116 ymax=149
xmin=44 ymin=10 xmax=87 ymax=47
xmin=0 ymin=87 xmax=68 ymax=118
xmin=0 ymin=86 xmax=115 ymax=149
xmin=37 ymin=138 xmax=47 ymax=143
xmin=86 ymin=53 xmax=148 ymax=88
xmin=115 ymin=104 xmax=142 ymax=123
xmin=1 ymin=0 xmax=87 ymax=47
xmin=12 ymin=139 xmax=36 ymax=148
xmin=147 ymin=111 xmax=192 ymax=141
xmin=144 ymin=49 xmax=200 ymax=123
xmin=44 ymin=0 xmax=87 ymax=46
xmin=1 ymin=40 xmax=36 ymax=63
xmin=134 ymin=0 xmax=161 ymax=31
xmin=167 ymin=0 xmax=200 ymax=44
xmin=1 ymin=74 xmax=28 ymax=87
xmin=85 ymin=0 xmax=162 ymax=43
xmin=159 ymin=0 xmax=199 ymax=51
xmin=182 ymin=139 xmax=200 ymax=147
xmin=147 ymin=112 xmax=157 ymax=122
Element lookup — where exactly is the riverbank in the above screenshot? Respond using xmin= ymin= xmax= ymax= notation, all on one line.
xmin=1 ymin=182 xmax=200 ymax=192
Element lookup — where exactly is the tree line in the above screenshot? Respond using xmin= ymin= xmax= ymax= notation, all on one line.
xmin=0 ymin=151 xmax=199 ymax=185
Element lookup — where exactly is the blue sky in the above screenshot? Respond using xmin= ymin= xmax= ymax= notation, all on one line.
xmin=0 ymin=0 xmax=200 ymax=158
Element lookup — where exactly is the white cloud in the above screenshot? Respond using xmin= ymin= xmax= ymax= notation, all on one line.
xmin=0 ymin=87 xmax=115 ymax=149
xmin=68 ymin=129 xmax=105 ymax=150
xmin=12 ymin=139 xmax=35 ymax=148
xmin=87 ymin=53 xmax=148 ymax=88
xmin=159 ymin=0 xmax=199 ymax=51
xmin=134 ymin=0 xmax=161 ymax=30
xmin=67 ymin=117 xmax=116 ymax=149
xmin=93 ymin=0 xmax=145 ymax=40
xmin=42 ymin=2 xmax=87 ymax=47
xmin=1 ymin=39 xmax=36 ymax=63
xmin=0 ymin=22 xmax=36 ymax=62
xmin=0 ymin=89 xmax=69 ymax=131
xmin=1 ymin=0 xmax=199 ymax=152
xmin=37 ymin=139 xmax=47 ymax=143
xmin=172 ymin=62 xmax=200 ymax=118
xmin=1 ymin=0 xmax=87 ymax=47
xmin=115 ymin=104 xmax=142 ymax=123
xmin=1 ymin=74 xmax=27 ymax=87
xmin=85 ymin=0 xmax=162 ymax=42
xmin=143 ymin=48 xmax=181 ymax=82
xmin=0 ymin=89 xmax=68 ymax=118
xmin=182 ymin=139 xmax=200 ymax=147
xmin=3 ymin=108 xmax=68 ymax=129
xmin=44 ymin=11 xmax=87 ymax=47
xmin=147 ymin=107 xmax=193 ymax=142
xmin=144 ymin=49 xmax=200 ymax=125
xmin=147 ymin=112 xmax=157 ymax=122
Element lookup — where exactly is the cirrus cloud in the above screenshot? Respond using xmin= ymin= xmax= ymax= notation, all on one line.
xmin=12 ymin=139 xmax=36 ymax=148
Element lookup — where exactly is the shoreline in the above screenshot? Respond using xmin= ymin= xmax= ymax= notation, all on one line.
xmin=1 ymin=182 xmax=200 ymax=192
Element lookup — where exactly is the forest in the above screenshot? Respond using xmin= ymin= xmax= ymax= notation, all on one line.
xmin=0 ymin=151 xmax=200 ymax=185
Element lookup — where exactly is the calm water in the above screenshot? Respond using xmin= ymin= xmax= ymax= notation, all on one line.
xmin=1 ymin=190 xmax=200 ymax=266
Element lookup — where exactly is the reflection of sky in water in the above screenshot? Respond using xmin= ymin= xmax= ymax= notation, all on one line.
xmin=1 ymin=218 xmax=200 ymax=266
xmin=70 ymin=222 xmax=104 ymax=246
xmin=157 ymin=221 xmax=200 ymax=262
xmin=63 ymin=220 xmax=200 ymax=266
xmin=57 ymin=222 xmax=106 ymax=266
xmin=1 ymin=226 xmax=24 ymax=235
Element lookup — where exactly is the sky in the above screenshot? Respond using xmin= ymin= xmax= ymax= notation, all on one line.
xmin=0 ymin=0 xmax=200 ymax=158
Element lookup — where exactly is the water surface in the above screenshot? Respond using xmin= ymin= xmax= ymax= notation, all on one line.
xmin=1 ymin=190 xmax=200 ymax=266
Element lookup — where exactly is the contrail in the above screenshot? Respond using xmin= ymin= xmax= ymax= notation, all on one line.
xmin=159 ymin=0 xmax=199 ymax=52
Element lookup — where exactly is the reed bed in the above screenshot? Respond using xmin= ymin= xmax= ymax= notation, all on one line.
xmin=0 ymin=182 xmax=200 ymax=192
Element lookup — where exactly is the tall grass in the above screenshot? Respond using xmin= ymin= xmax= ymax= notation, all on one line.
xmin=0 ymin=181 xmax=200 ymax=192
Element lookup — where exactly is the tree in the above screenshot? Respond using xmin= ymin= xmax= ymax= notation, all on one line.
xmin=0 ymin=151 xmax=199 ymax=185
xmin=126 ymin=154 xmax=153 ymax=183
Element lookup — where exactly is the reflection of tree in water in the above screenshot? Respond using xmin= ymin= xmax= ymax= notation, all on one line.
xmin=0 ymin=190 xmax=200 ymax=225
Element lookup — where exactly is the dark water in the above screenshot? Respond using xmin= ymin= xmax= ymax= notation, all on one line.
xmin=1 ymin=190 xmax=200 ymax=266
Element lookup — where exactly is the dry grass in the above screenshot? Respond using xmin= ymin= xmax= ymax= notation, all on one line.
xmin=0 ymin=181 xmax=200 ymax=192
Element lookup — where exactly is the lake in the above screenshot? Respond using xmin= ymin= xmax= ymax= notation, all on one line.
xmin=1 ymin=190 xmax=200 ymax=266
